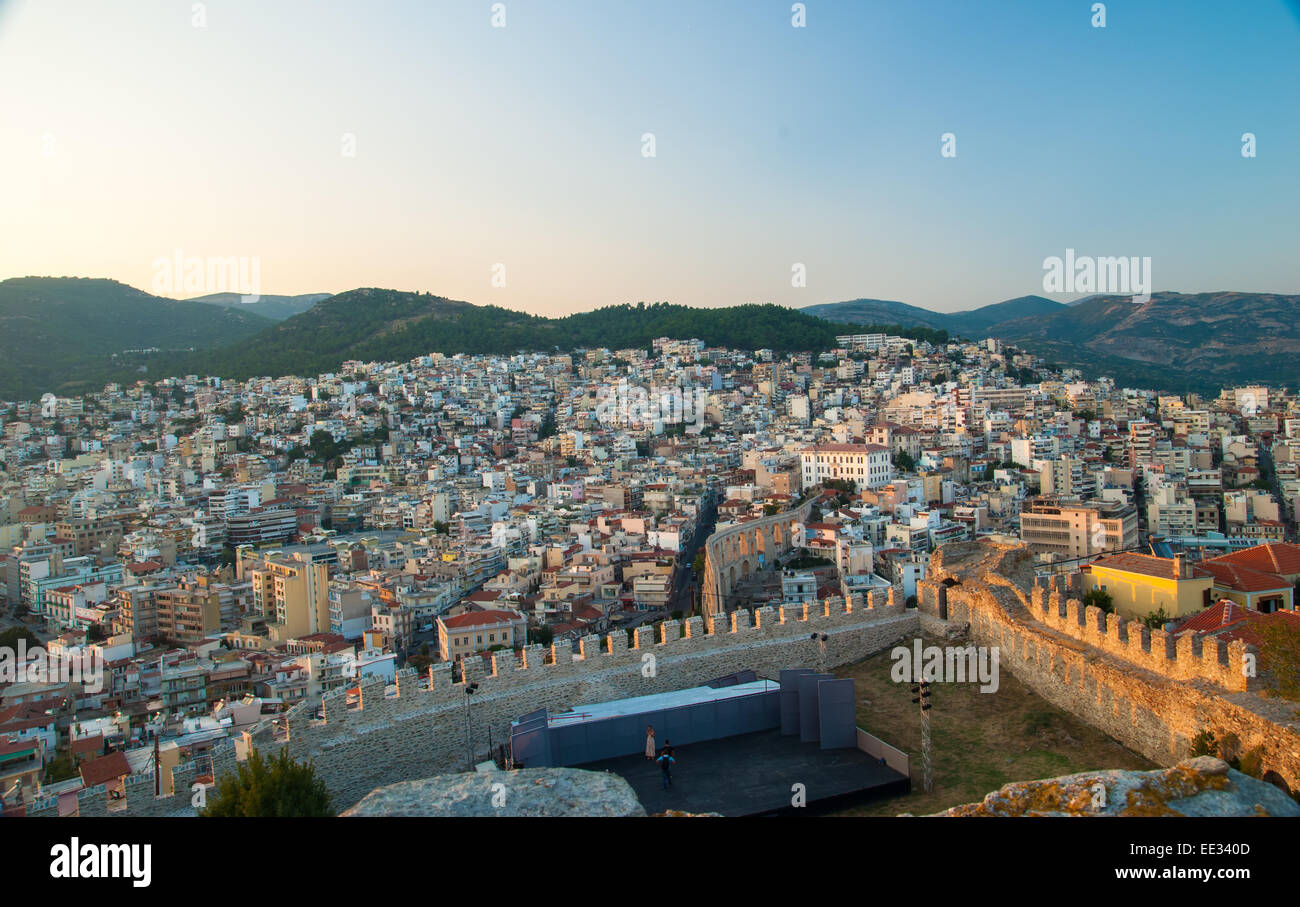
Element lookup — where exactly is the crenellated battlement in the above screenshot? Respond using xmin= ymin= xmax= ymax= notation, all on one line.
xmin=311 ymin=589 xmax=913 ymax=727
xmin=1025 ymin=579 xmax=1255 ymax=693
xmin=39 ymin=591 xmax=917 ymax=816
xmin=916 ymin=538 xmax=1300 ymax=793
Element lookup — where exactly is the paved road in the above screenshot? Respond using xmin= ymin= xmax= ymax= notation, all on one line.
xmin=1258 ymin=445 xmax=1295 ymax=541
xmin=669 ymin=490 xmax=718 ymax=615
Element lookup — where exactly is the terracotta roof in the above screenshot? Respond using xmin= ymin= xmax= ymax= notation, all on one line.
xmin=1176 ymin=600 xmax=1253 ymax=635
xmin=0 ymin=713 xmax=55 ymax=733
xmin=440 ymin=609 xmax=522 ymax=630
xmin=1176 ymin=600 xmax=1300 ymax=647
xmin=71 ymin=734 xmax=104 ymax=755
xmin=0 ymin=738 xmax=39 ymax=759
xmin=78 ymin=750 xmax=131 ymax=787
xmin=1197 ymin=561 xmax=1291 ymax=593
xmin=1206 ymin=542 xmax=1300 ymax=576
xmin=1090 ymin=552 xmax=1210 ymax=581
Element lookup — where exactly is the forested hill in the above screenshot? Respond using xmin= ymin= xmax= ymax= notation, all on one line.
xmin=156 ymin=290 xmax=949 ymax=382
xmin=0 ymin=277 xmax=273 ymax=400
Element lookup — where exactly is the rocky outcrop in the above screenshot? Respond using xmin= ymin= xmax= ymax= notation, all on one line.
xmin=927 ymin=757 xmax=1300 ymax=817
xmin=340 ymin=768 xmax=647 ymax=817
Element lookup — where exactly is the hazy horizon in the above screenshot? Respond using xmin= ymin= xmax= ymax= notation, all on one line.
xmin=12 ymin=276 xmax=1285 ymax=318
xmin=3 ymin=0 xmax=1298 ymax=316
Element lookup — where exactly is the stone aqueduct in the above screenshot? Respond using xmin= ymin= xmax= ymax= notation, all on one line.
xmin=700 ymin=499 xmax=816 ymax=622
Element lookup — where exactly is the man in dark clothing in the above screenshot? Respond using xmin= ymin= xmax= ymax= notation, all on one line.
xmin=656 ymin=750 xmax=675 ymax=790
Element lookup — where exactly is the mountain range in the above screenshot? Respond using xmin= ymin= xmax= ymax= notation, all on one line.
xmin=810 ymin=291 xmax=1300 ymax=393
xmin=0 ymin=278 xmax=274 ymax=402
xmin=187 ymin=291 xmax=333 ymax=322
xmin=1 ymin=277 xmax=1297 ymax=402
xmin=802 ymin=294 xmax=1067 ymax=337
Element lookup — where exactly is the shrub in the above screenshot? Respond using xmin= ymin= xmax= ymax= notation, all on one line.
xmin=200 ymin=747 xmax=333 ymax=818
xmin=1083 ymin=588 xmax=1114 ymax=615
xmin=1189 ymin=730 xmax=1217 ymax=757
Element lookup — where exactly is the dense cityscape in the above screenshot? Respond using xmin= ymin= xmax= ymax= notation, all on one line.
xmin=2 ymin=324 xmax=1298 ymax=819
xmin=2 ymin=1 xmax=1296 ymax=887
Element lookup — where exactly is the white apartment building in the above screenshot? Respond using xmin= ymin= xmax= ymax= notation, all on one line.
xmin=800 ymin=443 xmax=893 ymax=491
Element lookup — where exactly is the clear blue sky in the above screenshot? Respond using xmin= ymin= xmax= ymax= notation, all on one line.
xmin=1 ymin=0 xmax=1296 ymax=314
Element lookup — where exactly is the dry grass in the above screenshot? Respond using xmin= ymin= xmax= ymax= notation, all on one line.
xmin=833 ymin=635 xmax=1156 ymax=816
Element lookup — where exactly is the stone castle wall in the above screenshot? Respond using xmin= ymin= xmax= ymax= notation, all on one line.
xmin=33 ymin=590 xmax=919 ymax=816
xmin=1025 ymin=577 xmax=1254 ymax=692
xmin=918 ymin=540 xmax=1300 ymax=791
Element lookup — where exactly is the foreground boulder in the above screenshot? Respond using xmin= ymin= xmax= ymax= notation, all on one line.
xmin=341 ymin=768 xmax=647 ymax=817
xmin=926 ymin=757 xmax=1299 ymax=817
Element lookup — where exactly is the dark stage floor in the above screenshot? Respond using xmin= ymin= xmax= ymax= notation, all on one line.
xmin=578 ymin=729 xmax=910 ymax=816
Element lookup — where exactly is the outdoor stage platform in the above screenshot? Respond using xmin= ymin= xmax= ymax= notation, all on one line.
xmin=579 ymin=728 xmax=911 ymax=816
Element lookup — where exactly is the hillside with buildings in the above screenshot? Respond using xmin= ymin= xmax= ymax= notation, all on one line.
xmin=2 ymin=326 xmax=1299 ymax=817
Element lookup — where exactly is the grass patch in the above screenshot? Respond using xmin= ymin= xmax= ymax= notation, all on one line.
xmin=834 ymin=634 xmax=1156 ymax=816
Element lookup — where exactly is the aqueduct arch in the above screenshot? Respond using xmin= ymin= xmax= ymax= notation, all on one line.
xmin=700 ymin=498 xmax=815 ymax=624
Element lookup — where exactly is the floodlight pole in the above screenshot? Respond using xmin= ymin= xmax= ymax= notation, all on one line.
xmin=911 ymin=661 xmax=933 ymax=794
xmin=919 ymin=689 xmax=932 ymax=793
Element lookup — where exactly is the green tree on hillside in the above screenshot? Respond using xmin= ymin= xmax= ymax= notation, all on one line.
xmin=308 ymin=429 xmax=338 ymax=462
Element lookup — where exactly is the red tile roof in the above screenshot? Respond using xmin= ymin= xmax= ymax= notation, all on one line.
xmin=1090 ymin=552 xmax=1210 ymax=581
xmin=440 ymin=609 xmax=522 ymax=630
xmin=78 ymin=751 xmax=131 ymax=787
xmin=71 ymin=734 xmax=104 ymax=755
xmin=1176 ymin=600 xmax=1252 ymax=635
xmin=1175 ymin=599 xmax=1300 ymax=647
xmin=0 ymin=738 xmax=39 ymax=759
xmin=1197 ymin=560 xmax=1291 ymax=593
xmin=1206 ymin=542 xmax=1300 ymax=577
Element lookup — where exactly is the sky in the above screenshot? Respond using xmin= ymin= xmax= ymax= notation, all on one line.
xmin=1 ymin=0 xmax=1297 ymax=315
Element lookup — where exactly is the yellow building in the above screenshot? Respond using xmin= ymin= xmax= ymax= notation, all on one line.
xmin=243 ymin=553 xmax=330 ymax=643
xmin=1082 ymin=552 xmax=1214 ymax=621
xmin=436 ymin=608 xmax=526 ymax=661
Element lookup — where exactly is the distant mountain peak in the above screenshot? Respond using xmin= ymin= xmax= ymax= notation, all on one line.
xmin=802 ymin=294 xmax=1066 ymax=337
